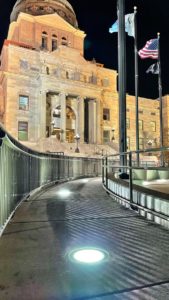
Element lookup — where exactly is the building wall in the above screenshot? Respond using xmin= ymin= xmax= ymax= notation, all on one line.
xmin=0 ymin=12 xmax=166 ymax=151
xmin=8 ymin=13 xmax=84 ymax=55
xmin=126 ymin=95 xmax=160 ymax=150
xmin=162 ymin=95 xmax=169 ymax=146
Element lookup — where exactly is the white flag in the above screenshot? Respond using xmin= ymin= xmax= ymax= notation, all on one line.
xmin=109 ymin=13 xmax=134 ymax=37
xmin=125 ymin=14 xmax=134 ymax=37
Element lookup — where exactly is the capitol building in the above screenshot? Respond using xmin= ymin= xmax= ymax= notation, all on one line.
xmin=0 ymin=0 xmax=168 ymax=155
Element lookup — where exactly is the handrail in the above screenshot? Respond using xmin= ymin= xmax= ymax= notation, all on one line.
xmin=102 ymin=146 xmax=169 ymax=229
xmin=0 ymin=124 xmax=102 ymax=234
xmin=105 ymin=146 xmax=169 ymax=158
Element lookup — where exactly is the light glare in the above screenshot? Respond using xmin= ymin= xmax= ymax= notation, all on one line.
xmin=72 ymin=249 xmax=105 ymax=263
xmin=57 ymin=189 xmax=71 ymax=197
xmin=81 ymin=179 xmax=89 ymax=183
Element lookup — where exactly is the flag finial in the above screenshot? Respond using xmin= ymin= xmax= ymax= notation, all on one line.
xmin=157 ymin=32 xmax=160 ymax=37
xmin=134 ymin=6 xmax=137 ymax=12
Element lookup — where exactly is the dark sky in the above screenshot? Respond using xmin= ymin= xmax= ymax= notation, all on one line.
xmin=0 ymin=0 xmax=169 ymax=99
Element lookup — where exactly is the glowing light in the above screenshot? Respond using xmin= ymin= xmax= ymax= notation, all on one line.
xmin=81 ymin=179 xmax=89 ymax=183
xmin=57 ymin=189 xmax=71 ymax=197
xmin=69 ymin=248 xmax=108 ymax=264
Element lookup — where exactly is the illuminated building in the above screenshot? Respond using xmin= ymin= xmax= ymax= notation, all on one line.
xmin=0 ymin=0 xmax=167 ymax=152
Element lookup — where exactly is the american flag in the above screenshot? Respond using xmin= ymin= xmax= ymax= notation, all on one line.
xmin=138 ymin=39 xmax=158 ymax=59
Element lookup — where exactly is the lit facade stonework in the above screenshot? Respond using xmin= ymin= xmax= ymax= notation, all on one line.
xmin=0 ymin=0 xmax=165 ymax=152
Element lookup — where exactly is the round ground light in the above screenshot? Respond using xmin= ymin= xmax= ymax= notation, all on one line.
xmin=69 ymin=248 xmax=108 ymax=264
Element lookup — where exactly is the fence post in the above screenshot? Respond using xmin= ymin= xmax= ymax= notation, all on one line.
xmin=58 ymin=157 xmax=60 ymax=180
xmin=129 ymin=152 xmax=133 ymax=203
xmin=105 ymin=156 xmax=108 ymax=189
xmin=67 ymin=157 xmax=69 ymax=179
xmin=102 ymin=157 xmax=104 ymax=184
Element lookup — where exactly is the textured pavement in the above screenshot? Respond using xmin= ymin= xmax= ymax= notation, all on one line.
xmin=1 ymin=178 xmax=169 ymax=299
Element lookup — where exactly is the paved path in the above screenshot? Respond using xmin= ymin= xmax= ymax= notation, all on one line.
xmin=1 ymin=178 xmax=169 ymax=300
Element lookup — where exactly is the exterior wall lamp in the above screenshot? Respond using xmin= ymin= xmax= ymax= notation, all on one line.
xmin=74 ymin=134 xmax=80 ymax=153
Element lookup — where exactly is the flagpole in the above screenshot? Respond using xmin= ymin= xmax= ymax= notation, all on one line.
xmin=157 ymin=32 xmax=164 ymax=166
xmin=118 ymin=0 xmax=127 ymax=167
xmin=134 ymin=6 xmax=139 ymax=165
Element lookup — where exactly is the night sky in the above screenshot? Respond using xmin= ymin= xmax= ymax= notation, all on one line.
xmin=0 ymin=0 xmax=169 ymax=99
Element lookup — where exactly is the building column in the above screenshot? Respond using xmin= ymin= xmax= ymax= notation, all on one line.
xmin=96 ymin=99 xmax=101 ymax=144
xmin=60 ymin=92 xmax=66 ymax=142
xmin=51 ymin=96 xmax=56 ymax=117
xmin=88 ymin=100 xmax=97 ymax=144
xmin=77 ymin=97 xmax=84 ymax=143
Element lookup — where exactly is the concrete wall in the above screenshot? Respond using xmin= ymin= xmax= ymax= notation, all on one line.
xmin=106 ymin=177 xmax=169 ymax=230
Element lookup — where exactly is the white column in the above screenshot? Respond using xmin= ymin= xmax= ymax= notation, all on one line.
xmin=96 ymin=99 xmax=101 ymax=144
xmin=88 ymin=100 xmax=97 ymax=143
xmin=77 ymin=97 xmax=84 ymax=143
xmin=60 ymin=92 xmax=66 ymax=142
xmin=93 ymin=101 xmax=97 ymax=143
xmin=75 ymin=98 xmax=79 ymax=135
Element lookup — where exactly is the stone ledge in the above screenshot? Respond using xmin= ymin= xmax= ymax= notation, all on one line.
xmin=107 ymin=172 xmax=169 ymax=201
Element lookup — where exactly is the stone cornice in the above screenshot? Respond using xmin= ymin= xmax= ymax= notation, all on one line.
xmin=10 ymin=12 xmax=85 ymax=38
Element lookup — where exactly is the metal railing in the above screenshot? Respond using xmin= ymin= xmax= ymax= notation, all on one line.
xmin=0 ymin=125 xmax=101 ymax=232
xmin=102 ymin=147 xmax=169 ymax=225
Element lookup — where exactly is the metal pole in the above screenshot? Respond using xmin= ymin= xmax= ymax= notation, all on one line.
xmin=118 ymin=0 xmax=127 ymax=166
xmin=129 ymin=152 xmax=133 ymax=203
xmin=134 ymin=6 xmax=139 ymax=166
xmin=67 ymin=157 xmax=69 ymax=178
xmin=105 ymin=156 xmax=108 ymax=189
xmin=157 ymin=32 xmax=164 ymax=166
xmin=102 ymin=157 xmax=104 ymax=184
xmin=58 ymin=158 xmax=60 ymax=180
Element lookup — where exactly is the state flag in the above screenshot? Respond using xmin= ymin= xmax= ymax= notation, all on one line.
xmin=109 ymin=13 xmax=134 ymax=37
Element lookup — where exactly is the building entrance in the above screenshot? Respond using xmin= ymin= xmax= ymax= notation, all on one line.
xmin=66 ymin=129 xmax=75 ymax=143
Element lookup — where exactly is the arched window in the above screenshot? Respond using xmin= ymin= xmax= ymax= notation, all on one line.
xmin=61 ymin=36 xmax=68 ymax=46
xmin=41 ymin=31 xmax=48 ymax=50
xmin=52 ymin=34 xmax=58 ymax=51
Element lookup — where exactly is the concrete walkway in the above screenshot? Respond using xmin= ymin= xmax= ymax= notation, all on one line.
xmin=1 ymin=178 xmax=169 ymax=299
xmin=135 ymin=179 xmax=169 ymax=195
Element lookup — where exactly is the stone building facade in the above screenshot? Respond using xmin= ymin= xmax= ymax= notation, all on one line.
xmin=0 ymin=0 xmax=165 ymax=152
